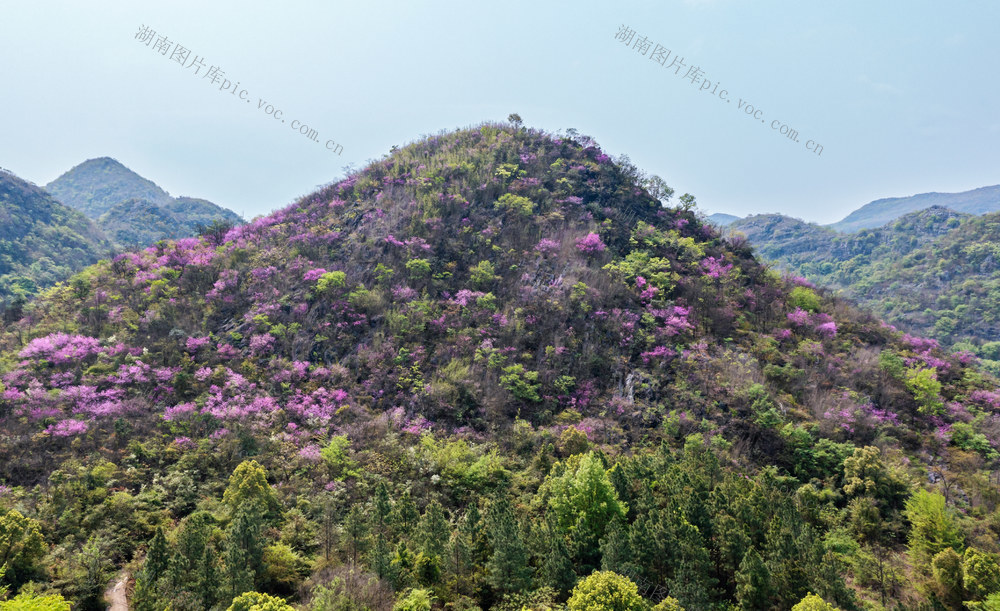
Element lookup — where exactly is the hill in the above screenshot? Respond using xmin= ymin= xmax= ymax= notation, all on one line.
xmin=0 ymin=169 xmax=111 ymax=308
xmin=45 ymin=157 xmax=172 ymax=217
xmin=2 ymin=125 xmax=1000 ymax=610
xmin=829 ymin=184 xmax=1000 ymax=232
xmin=45 ymin=157 xmax=243 ymax=247
xmin=97 ymin=197 xmax=244 ymax=248
xmin=706 ymin=212 xmax=740 ymax=226
xmin=727 ymin=207 xmax=1000 ymax=362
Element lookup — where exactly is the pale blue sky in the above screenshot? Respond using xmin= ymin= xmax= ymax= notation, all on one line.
xmin=1 ymin=1 xmax=997 ymax=224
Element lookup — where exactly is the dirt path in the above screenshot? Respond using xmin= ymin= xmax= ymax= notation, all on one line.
xmin=105 ymin=572 xmax=129 ymax=611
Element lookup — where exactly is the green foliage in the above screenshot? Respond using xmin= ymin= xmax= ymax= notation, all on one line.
xmin=321 ymin=436 xmax=359 ymax=480
xmin=393 ymin=588 xmax=434 ymax=611
xmin=485 ymin=495 xmax=531 ymax=594
xmin=650 ymin=598 xmax=684 ymax=610
xmin=931 ymin=547 xmax=965 ymax=608
xmin=789 ymin=286 xmax=822 ymax=313
xmin=405 ymin=259 xmax=431 ymax=279
xmin=544 ymin=452 xmax=627 ymax=568
xmin=566 ymin=571 xmax=646 ymax=611
xmin=469 ymin=260 xmax=498 ymax=287
xmin=744 ymin=383 xmax=782 ymax=428
xmin=950 ymin=422 xmax=999 ymax=459
xmin=499 ymin=364 xmax=541 ymax=402
xmin=0 ymin=171 xmax=110 ymax=304
xmin=841 ymin=446 xmax=909 ymax=507
xmin=223 ymin=460 xmax=280 ymax=516
xmin=227 ymin=591 xmax=295 ymax=611
xmin=905 ymin=490 xmax=964 ymax=574
xmin=226 ymin=500 xmax=267 ymax=599
xmin=904 ymin=367 xmax=944 ymax=415
xmin=603 ymin=250 xmax=676 ymax=292
xmin=315 ymin=271 xmax=347 ymax=292
xmin=878 ymin=350 xmax=906 ymax=378
xmin=0 ymin=591 xmax=71 ymax=611
xmin=0 ymin=509 xmax=45 ymax=588
xmin=735 ymin=547 xmax=771 ymax=610
xmin=495 ymin=193 xmax=534 ymax=217
xmin=964 ymin=547 xmax=1000 ymax=602
xmin=558 ymin=426 xmax=589 ymax=456
xmin=790 ymin=592 xmax=839 ymax=611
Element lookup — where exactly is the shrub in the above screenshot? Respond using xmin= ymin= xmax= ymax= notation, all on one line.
xmin=405 ymin=259 xmax=431 ymax=279
xmin=904 ymin=367 xmax=944 ymax=416
xmin=394 ymin=588 xmax=434 ymax=611
xmin=791 ymin=593 xmax=839 ymax=610
xmin=316 ymin=271 xmax=346 ymax=292
xmin=567 ymin=571 xmax=646 ymax=611
xmin=576 ymin=233 xmax=606 ymax=254
xmin=789 ymin=286 xmax=821 ymax=312
xmin=499 ymin=364 xmax=541 ymax=402
xmin=227 ymin=591 xmax=294 ymax=611
xmin=495 ymin=193 xmax=534 ymax=216
xmin=469 ymin=260 xmax=498 ymax=287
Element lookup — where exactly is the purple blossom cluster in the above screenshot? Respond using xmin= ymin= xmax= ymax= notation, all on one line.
xmin=575 ymin=232 xmax=606 ymax=253
xmin=19 ymin=333 xmax=104 ymax=364
xmin=700 ymin=256 xmax=733 ymax=278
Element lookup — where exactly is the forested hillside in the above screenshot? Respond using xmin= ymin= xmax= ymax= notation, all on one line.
xmin=2 ymin=125 xmax=1000 ymax=610
xmin=45 ymin=157 xmax=242 ymax=249
xmin=0 ymin=170 xmax=111 ymax=310
xmin=728 ymin=208 xmax=1000 ymax=372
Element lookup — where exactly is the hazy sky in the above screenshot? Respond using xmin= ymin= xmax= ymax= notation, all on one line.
xmin=2 ymin=1 xmax=997 ymax=224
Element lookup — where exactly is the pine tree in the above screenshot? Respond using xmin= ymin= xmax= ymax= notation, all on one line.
xmin=417 ymin=500 xmax=449 ymax=560
xmin=343 ymin=504 xmax=370 ymax=566
xmin=904 ymin=490 xmax=964 ymax=575
xmin=447 ymin=528 xmax=473 ymax=586
xmin=599 ymin=517 xmax=633 ymax=575
xmin=667 ymin=518 xmax=717 ymax=610
xmin=197 ymin=544 xmax=219 ymax=609
xmin=169 ymin=511 xmax=214 ymax=594
xmin=540 ymin=518 xmax=577 ymax=596
xmin=485 ymin=495 xmax=531 ymax=595
xmin=371 ymin=531 xmax=395 ymax=583
xmin=375 ymin=482 xmax=393 ymax=532
xmin=391 ymin=542 xmax=416 ymax=590
xmin=461 ymin=503 xmax=488 ymax=566
xmin=735 ymin=547 xmax=771 ymax=610
xmin=225 ymin=500 xmax=266 ymax=600
xmin=629 ymin=508 xmax=677 ymax=584
xmin=146 ymin=526 xmax=169 ymax=583
xmin=395 ymin=491 xmax=420 ymax=538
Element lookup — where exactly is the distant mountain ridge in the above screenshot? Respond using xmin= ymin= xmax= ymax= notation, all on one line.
xmin=0 ymin=169 xmax=111 ymax=305
xmin=828 ymin=184 xmax=1000 ymax=232
xmin=727 ymin=206 xmax=1000 ymax=366
xmin=45 ymin=157 xmax=242 ymax=247
xmin=46 ymin=157 xmax=172 ymax=217
xmin=706 ymin=212 xmax=741 ymax=226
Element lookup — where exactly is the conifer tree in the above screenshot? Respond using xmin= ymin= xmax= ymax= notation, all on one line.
xmin=417 ymin=500 xmax=449 ymax=560
xmin=735 ymin=547 xmax=771 ymax=610
xmin=540 ymin=517 xmax=577 ymax=596
xmin=225 ymin=500 xmax=266 ymax=600
xmin=343 ymin=504 xmax=370 ymax=566
xmin=485 ymin=494 xmax=531 ymax=595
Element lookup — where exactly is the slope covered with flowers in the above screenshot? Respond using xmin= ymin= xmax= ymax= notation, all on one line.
xmin=2 ymin=124 xmax=1000 ymax=610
